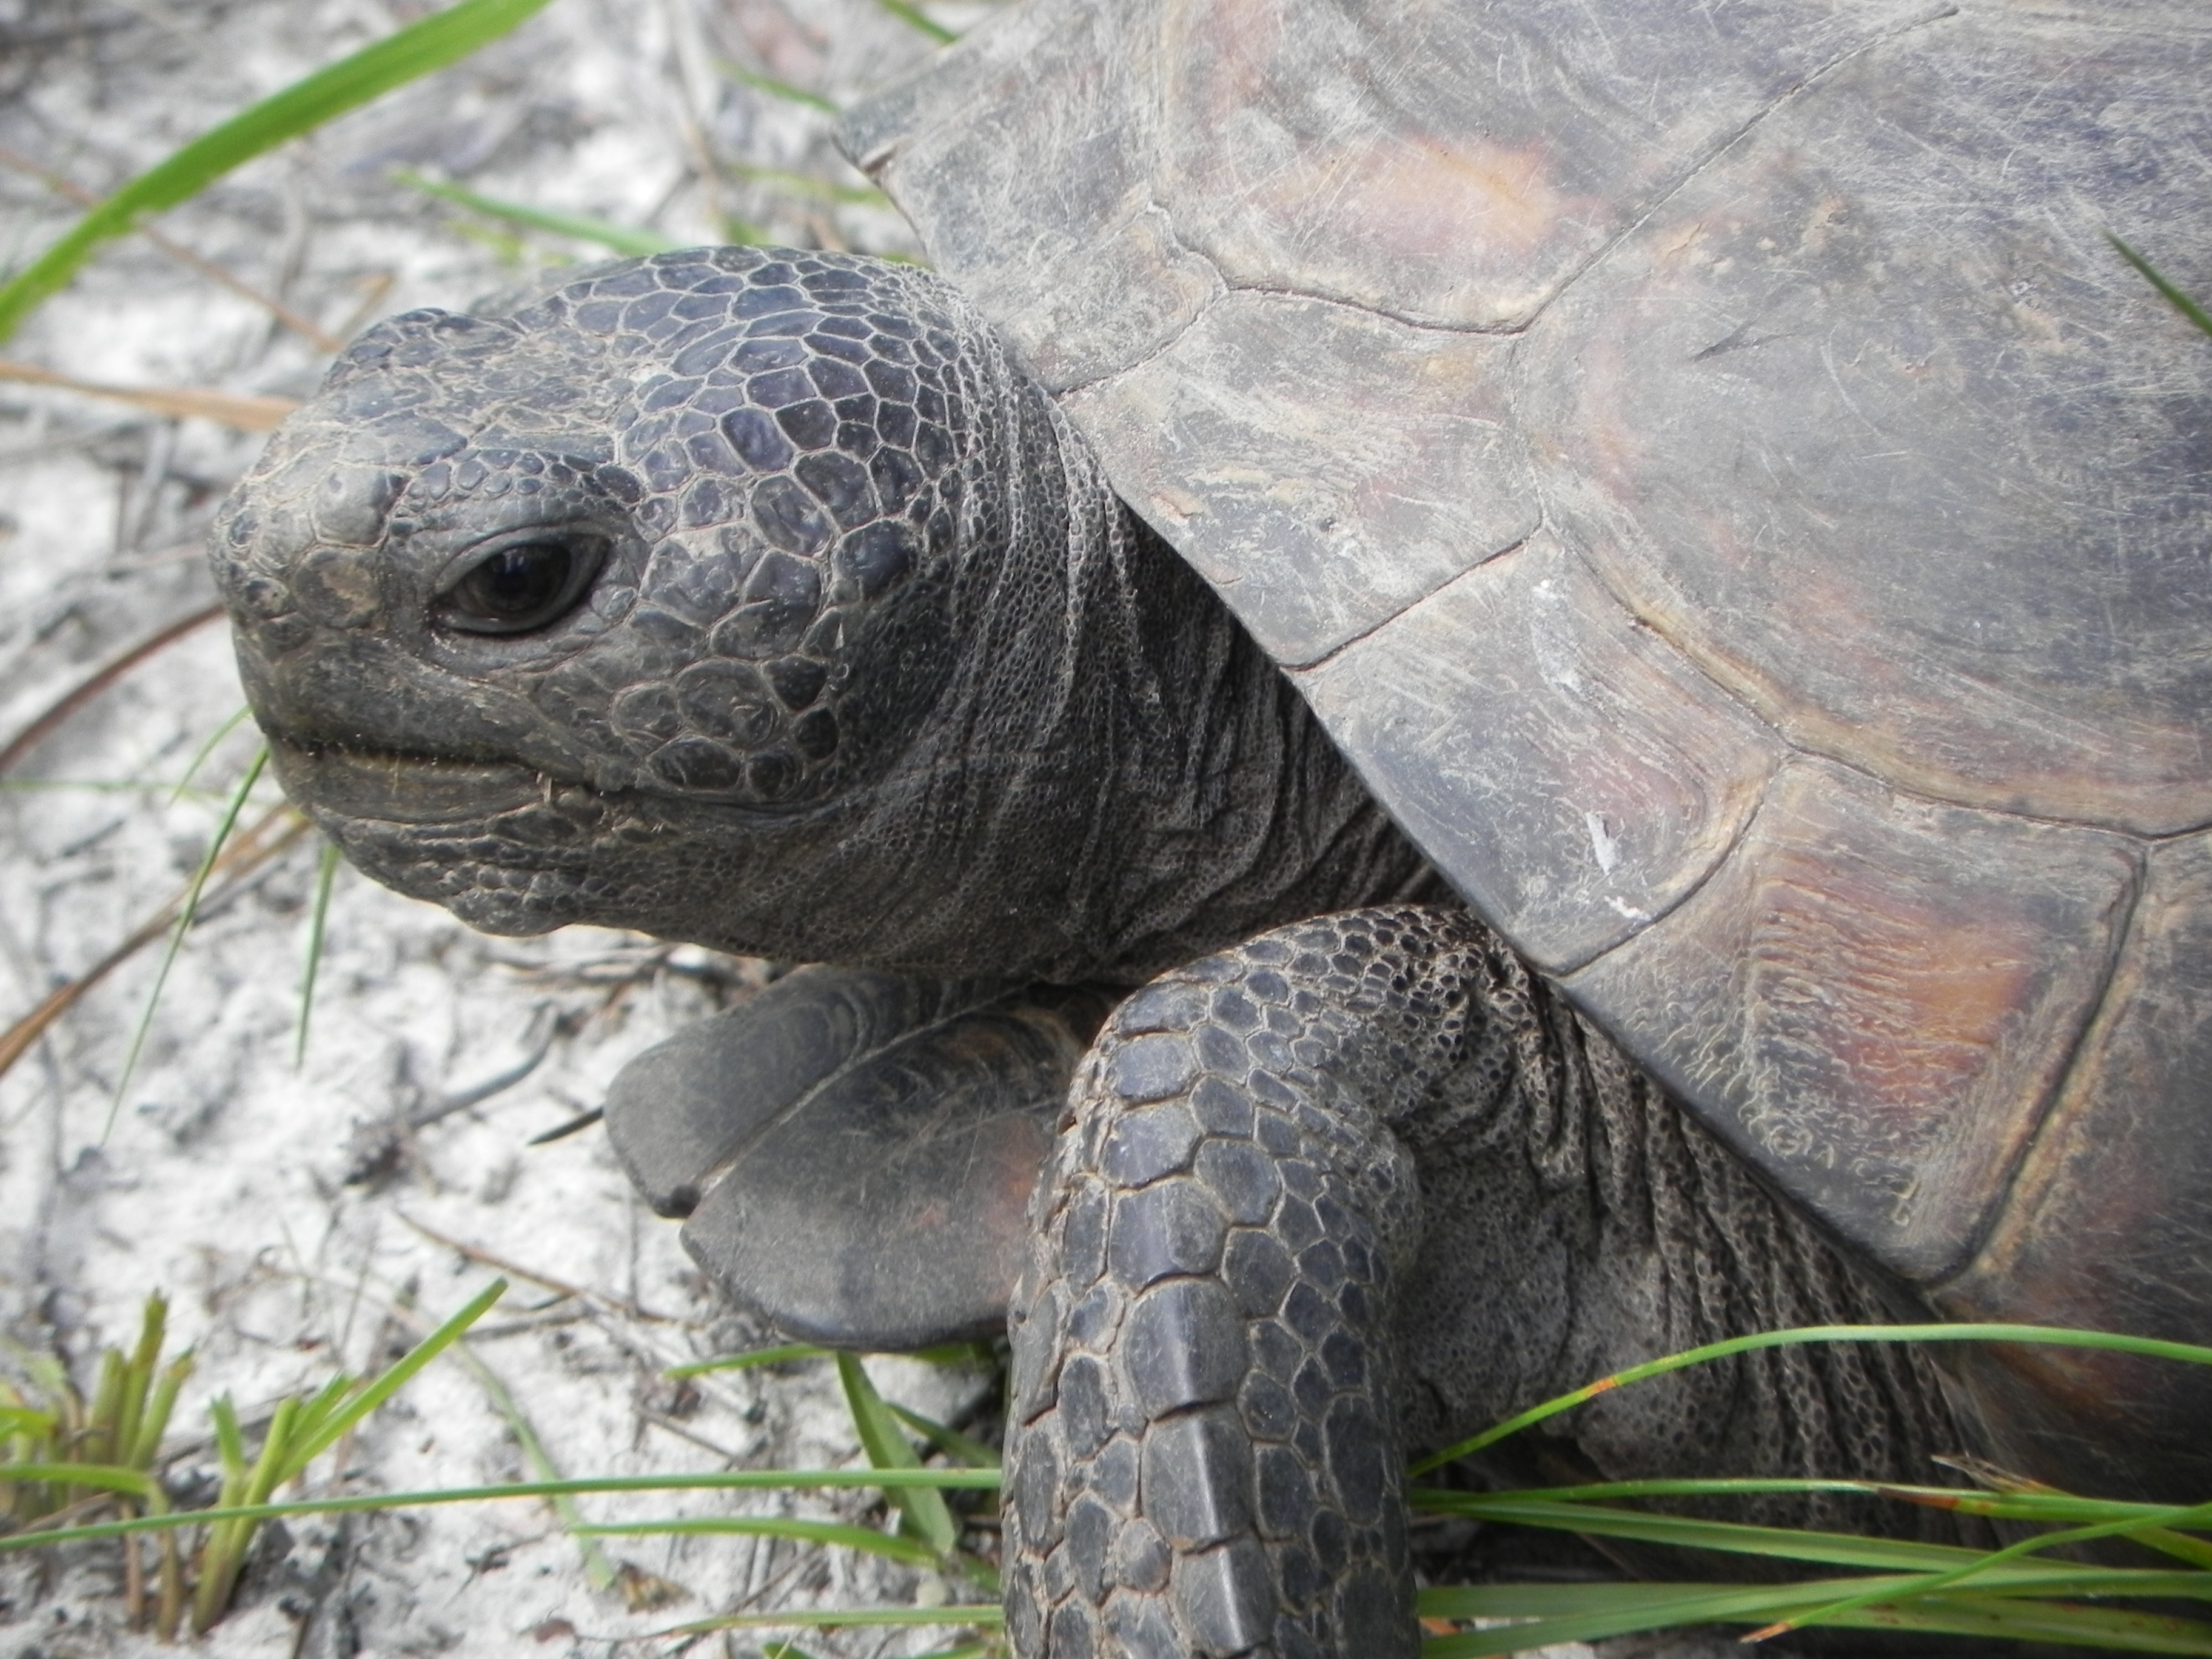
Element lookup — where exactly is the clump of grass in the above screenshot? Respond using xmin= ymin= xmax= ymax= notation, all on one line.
xmin=1 ymin=1281 xmax=504 ymax=1638
xmin=1 ymin=1293 xmax=192 ymax=1629
xmin=1408 ymin=1322 xmax=2212 ymax=1655
xmin=16 ymin=1321 xmax=2197 ymax=1655
xmin=3 ymin=1292 xmax=191 ymax=1634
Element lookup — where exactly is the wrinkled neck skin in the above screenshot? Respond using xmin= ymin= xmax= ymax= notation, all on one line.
xmin=815 ymin=394 xmax=1426 ymax=982
xmin=221 ymin=250 xmax=1430 ymax=986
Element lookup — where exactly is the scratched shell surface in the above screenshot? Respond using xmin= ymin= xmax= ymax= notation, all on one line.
xmin=839 ymin=0 xmax=2212 ymax=1373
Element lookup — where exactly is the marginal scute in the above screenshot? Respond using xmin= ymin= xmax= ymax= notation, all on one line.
xmin=842 ymin=0 xmax=1221 ymax=394
xmin=1294 ymin=530 xmax=1783 ymax=974
xmin=1935 ymin=828 xmax=2212 ymax=1504
xmin=1065 ymin=291 xmax=1534 ymax=665
xmin=1567 ymin=760 xmax=2141 ymax=1284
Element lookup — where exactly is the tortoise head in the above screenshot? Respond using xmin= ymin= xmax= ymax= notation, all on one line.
xmin=212 ymin=249 xmax=1048 ymax=968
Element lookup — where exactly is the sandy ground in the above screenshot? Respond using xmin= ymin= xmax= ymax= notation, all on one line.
xmin=0 ymin=2 xmax=1000 ymax=1654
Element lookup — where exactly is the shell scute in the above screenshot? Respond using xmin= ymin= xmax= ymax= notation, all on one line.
xmin=1937 ymin=828 xmax=2212 ymax=1501
xmin=1568 ymin=760 xmax=2141 ymax=1283
xmin=1296 ymin=530 xmax=1780 ymax=974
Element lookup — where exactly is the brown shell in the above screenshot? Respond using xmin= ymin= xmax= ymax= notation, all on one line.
xmin=841 ymin=0 xmax=2212 ymax=1498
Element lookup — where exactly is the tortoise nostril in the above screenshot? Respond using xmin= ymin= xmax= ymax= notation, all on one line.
xmin=293 ymin=547 xmax=386 ymax=629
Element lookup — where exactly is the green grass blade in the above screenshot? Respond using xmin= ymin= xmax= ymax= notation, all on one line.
xmin=1419 ymin=1491 xmax=2212 ymax=1651
xmin=446 ymin=1330 xmax=617 ymax=1590
xmin=0 ymin=1461 xmax=153 ymax=1498
xmin=278 ymin=1278 xmax=504 ymax=1478
xmin=1423 ymin=1581 xmax=1883 ymax=1619
xmin=1939 ymin=1458 xmax=2212 ymax=1569
xmin=1423 ymin=1494 xmax=2014 ymax=1572
xmin=209 ymin=1394 xmax=246 ymax=1485
xmin=888 ymin=1403 xmax=1000 ymax=1469
xmin=1422 ymin=1578 xmax=1917 ymax=1655
xmin=293 ymin=837 xmax=341 ymax=1068
xmin=1893 ymin=1594 xmax=2212 ymax=1655
xmin=1419 ymin=1583 xmax=2212 ymax=1658
xmin=395 ymin=170 xmax=684 ymax=256
xmin=871 ymin=0 xmax=957 ymax=44
xmin=660 ymin=1605 xmax=1002 ymax=1635
xmin=837 ymin=1352 xmax=959 ymax=1558
xmin=666 ymin=1342 xmax=828 ymax=1378
xmin=0 ymin=1466 xmax=1000 ymax=1552
xmin=107 ymin=746 xmax=269 ymax=1138
xmin=110 ymin=1293 xmax=167 ymax=1460
xmin=719 ymin=62 xmax=841 ymax=115
xmin=0 ymin=0 xmax=558 ymax=341
xmin=1422 ymin=1577 xmax=2212 ymax=1621
xmin=125 ymin=1352 xmax=193 ymax=1470
xmin=1410 ymin=1322 xmax=2212 ymax=1476
xmin=726 ymin=162 xmax=887 ymax=208
xmin=1763 ymin=1499 xmax=2212 ymax=1641
xmin=1413 ymin=1474 xmax=2200 ymax=1532
xmin=167 ymin=706 xmax=252 ymax=806
xmin=0 ymin=1406 xmax=58 ymax=1438
xmin=195 ymin=1392 xmax=303 ymax=1629
xmin=284 ymin=1371 xmax=361 ymax=1449
xmin=2136 ymin=1529 xmax=2212 ymax=1572
xmin=576 ymin=1513 xmax=942 ymax=1566
xmin=2110 ymin=233 xmax=2212 ymax=341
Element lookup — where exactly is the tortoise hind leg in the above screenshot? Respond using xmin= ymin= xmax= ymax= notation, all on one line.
xmin=1004 ymin=907 xmax=1982 ymax=1659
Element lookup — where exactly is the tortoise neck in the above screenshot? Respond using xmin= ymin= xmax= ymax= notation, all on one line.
xmin=866 ymin=367 xmax=1435 ymax=984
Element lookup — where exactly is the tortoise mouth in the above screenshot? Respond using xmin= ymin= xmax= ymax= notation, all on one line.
xmin=265 ymin=732 xmax=545 ymax=827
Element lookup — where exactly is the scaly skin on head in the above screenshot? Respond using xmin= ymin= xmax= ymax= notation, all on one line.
xmin=211 ymin=249 xmax=1431 ymax=984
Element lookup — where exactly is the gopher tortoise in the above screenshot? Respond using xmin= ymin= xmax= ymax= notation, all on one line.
xmin=210 ymin=0 xmax=2212 ymax=1652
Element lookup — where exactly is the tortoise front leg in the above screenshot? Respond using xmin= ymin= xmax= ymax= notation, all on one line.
xmin=1004 ymin=913 xmax=1467 ymax=1659
xmin=1001 ymin=905 xmax=1980 ymax=1658
xmin=606 ymin=967 xmax=1115 ymax=1351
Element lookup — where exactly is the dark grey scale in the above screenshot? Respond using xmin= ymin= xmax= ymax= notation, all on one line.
xmin=620 ymin=289 xmax=682 ymax=332
xmin=676 ymin=404 xmax=743 ymax=463
xmin=721 ymin=406 xmax=793 ymax=472
xmin=796 ymin=452 xmax=877 ymax=529
xmin=732 ymin=333 xmax=809 ymax=373
xmin=834 ymin=415 xmax=880 ymax=461
xmin=805 ymin=355 xmax=870 ymax=401
xmin=777 ymin=400 xmax=838 ymax=452
xmin=638 ymin=374 xmax=704 ymax=412
xmin=640 ymin=539 xmax=751 ymax=626
xmin=677 ymin=476 xmax=740 ymax=532
xmin=752 ymin=310 xmax=820 ymax=341
xmin=747 ymin=476 xmax=833 ymax=560
xmin=672 ymin=660 xmax=780 ymax=749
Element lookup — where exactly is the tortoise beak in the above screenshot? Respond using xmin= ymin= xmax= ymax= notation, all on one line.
xmin=266 ymin=732 xmax=542 ymax=826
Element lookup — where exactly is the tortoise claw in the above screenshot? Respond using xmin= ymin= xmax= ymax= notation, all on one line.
xmin=606 ymin=968 xmax=1114 ymax=1350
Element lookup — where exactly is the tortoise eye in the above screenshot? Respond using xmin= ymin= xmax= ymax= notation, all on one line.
xmin=439 ymin=535 xmax=605 ymax=634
